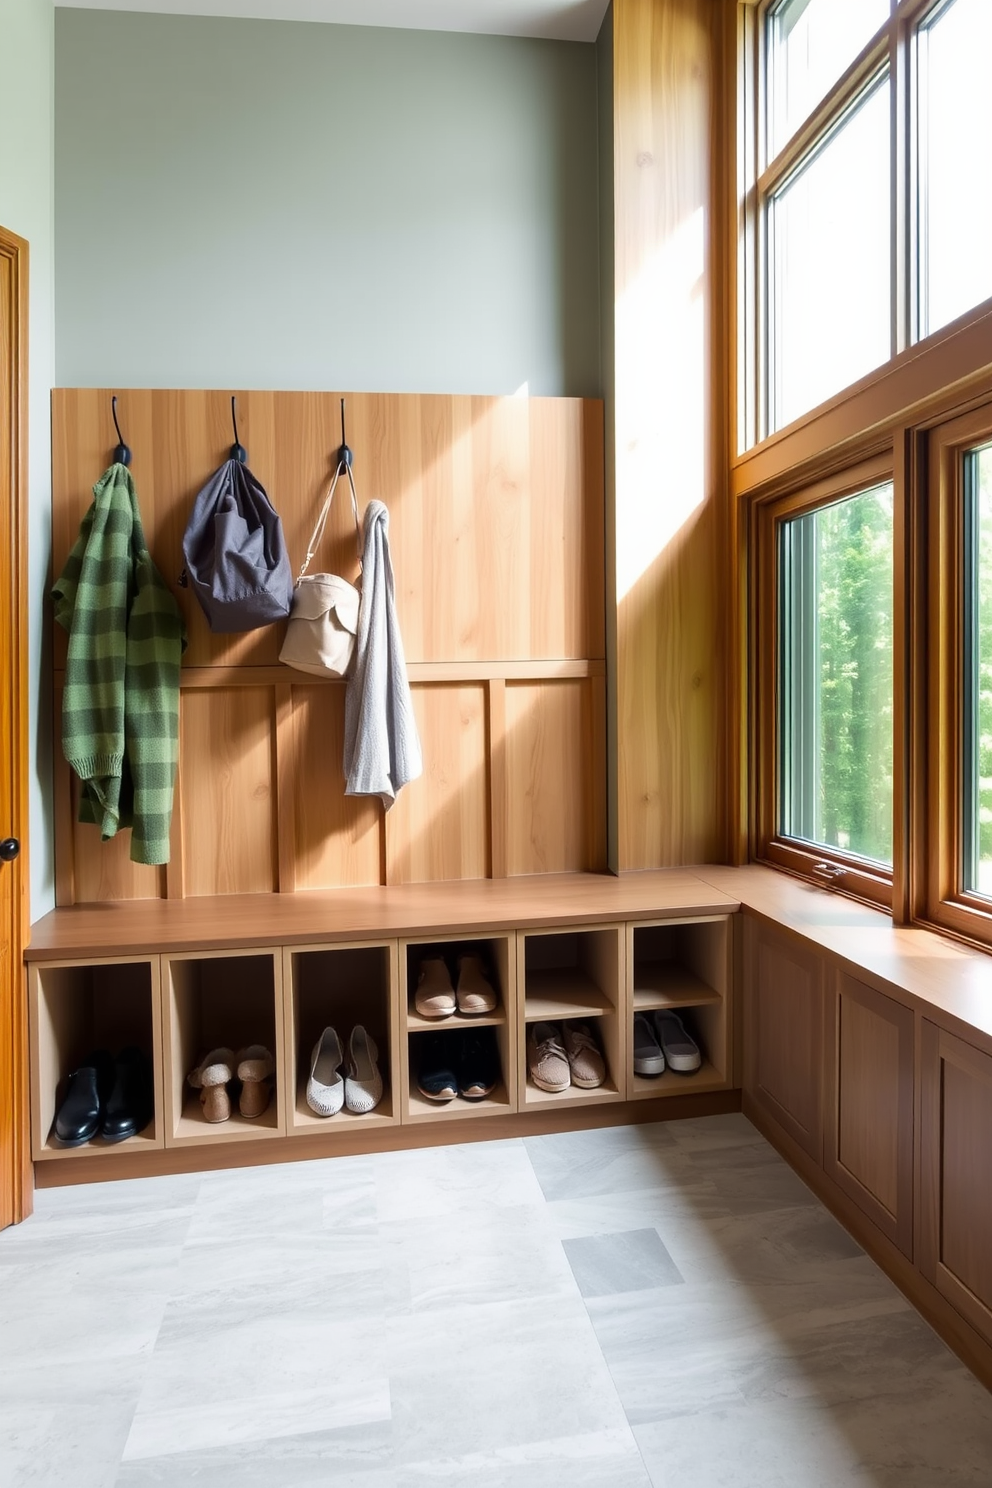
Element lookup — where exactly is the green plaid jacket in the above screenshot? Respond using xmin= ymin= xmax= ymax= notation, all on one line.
xmin=52 ymin=463 xmax=186 ymax=866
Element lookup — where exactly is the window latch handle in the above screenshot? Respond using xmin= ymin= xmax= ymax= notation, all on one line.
xmin=812 ymin=861 xmax=845 ymax=882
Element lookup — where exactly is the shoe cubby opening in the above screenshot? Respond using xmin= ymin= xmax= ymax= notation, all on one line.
xmin=403 ymin=935 xmax=511 ymax=1031
xmin=284 ymin=942 xmax=397 ymax=1131
xmin=163 ymin=950 xmax=283 ymax=1145
xmin=28 ymin=958 xmax=162 ymax=1161
xmin=405 ymin=1018 xmax=513 ymax=1122
xmin=519 ymin=926 xmax=623 ymax=1109
xmin=628 ymin=917 xmax=731 ymax=1100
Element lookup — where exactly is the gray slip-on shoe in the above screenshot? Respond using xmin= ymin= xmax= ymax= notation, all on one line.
xmin=653 ymin=1010 xmax=702 ymax=1073
xmin=633 ymin=1013 xmax=666 ymax=1076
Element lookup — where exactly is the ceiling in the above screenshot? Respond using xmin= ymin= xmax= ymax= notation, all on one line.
xmin=54 ymin=0 xmax=612 ymax=43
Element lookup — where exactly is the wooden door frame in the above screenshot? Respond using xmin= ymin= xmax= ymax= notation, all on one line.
xmin=0 ymin=223 xmax=32 ymax=1227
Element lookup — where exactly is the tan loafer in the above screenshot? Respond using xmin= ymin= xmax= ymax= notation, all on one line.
xmin=456 ymin=954 xmax=498 ymax=1015
xmin=562 ymin=1021 xmax=606 ymax=1089
xmin=414 ymin=956 xmax=456 ymax=1018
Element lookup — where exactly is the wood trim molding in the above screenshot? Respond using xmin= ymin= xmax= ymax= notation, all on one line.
xmin=0 ymin=223 xmax=31 ymax=1228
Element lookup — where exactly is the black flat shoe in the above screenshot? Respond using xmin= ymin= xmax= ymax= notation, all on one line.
xmin=101 ymin=1046 xmax=154 ymax=1143
xmin=52 ymin=1049 xmax=115 ymax=1146
xmin=415 ymin=1031 xmax=459 ymax=1103
xmin=456 ymin=1027 xmax=499 ymax=1101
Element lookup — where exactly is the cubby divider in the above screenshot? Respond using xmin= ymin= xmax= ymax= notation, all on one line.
xmin=28 ymin=957 xmax=164 ymax=1160
xmin=626 ymin=916 xmax=732 ymax=1099
xmin=283 ymin=941 xmax=400 ymax=1131
xmin=518 ymin=925 xmax=624 ymax=1110
xmin=162 ymin=949 xmax=285 ymax=1146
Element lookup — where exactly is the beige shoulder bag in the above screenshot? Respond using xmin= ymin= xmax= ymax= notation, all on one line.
xmin=279 ymin=462 xmax=362 ymax=679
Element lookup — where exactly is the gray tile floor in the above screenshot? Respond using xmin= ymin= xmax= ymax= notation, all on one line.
xmin=2 ymin=1114 xmax=992 ymax=1486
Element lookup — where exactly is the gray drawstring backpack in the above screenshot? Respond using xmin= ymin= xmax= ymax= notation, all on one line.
xmin=182 ymin=457 xmax=294 ymax=632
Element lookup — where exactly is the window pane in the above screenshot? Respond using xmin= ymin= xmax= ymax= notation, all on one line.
xmin=919 ymin=0 xmax=992 ymax=337
xmin=779 ymin=483 xmax=894 ymax=866
xmin=963 ymin=444 xmax=992 ymax=895
xmin=770 ymin=79 xmax=891 ymax=433
xmin=768 ymin=0 xmax=890 ymax=156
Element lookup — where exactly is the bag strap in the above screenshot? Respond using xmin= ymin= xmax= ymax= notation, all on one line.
xmin=297 ymin=461 xmax=362 ymax=583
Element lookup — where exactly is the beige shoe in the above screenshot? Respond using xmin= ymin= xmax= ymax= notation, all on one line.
xmin=188 ymin=1048 xmax=235 ymax=1123
xmin=456 ymin=954 xmax=498 ymax=1015
xmin=414 ymin=957 xmax=456 ymax=1018
xmin=562 ymin=1022 xmax=606 ymax=1089
xmin=527 ymin=1022 xmax=570 ymax=1093
xmin=236 ymin=1045 xmax=274 ymax=1118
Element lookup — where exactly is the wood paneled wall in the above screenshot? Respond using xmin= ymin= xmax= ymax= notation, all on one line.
xmin=609 ymin=0 xmax=727 ymax=869
xmin=51 ymin=390 xmax=605 ymax=903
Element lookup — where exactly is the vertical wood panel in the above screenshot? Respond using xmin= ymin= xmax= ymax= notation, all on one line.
xmin=743 ymin=916 xmax=824 ymax=1162
xmin=824 ymin=972 xmax=915 ymax=1257
xmin=385 ymin=685 xmax=489 ymax=884
xmin=612 ymin=0 xmax=725 ymax=868
xmin=504 ymin=679 xmax=607 ymax=876
xmin=290 ymin=686 xmax=381 ymax=891
xmin=921 ymin=1025 xmax=992 ymax=1347
xmin=181 ymin=688 xmax=277 ymax=896
xmin=50 ymin=388 xmax=606 ymax=902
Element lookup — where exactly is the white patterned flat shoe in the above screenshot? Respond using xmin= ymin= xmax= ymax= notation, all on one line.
xmin=345 ymin=1025 xmax=384 ymax=1114
xmin=307 ymin=1027 xmax=344 ymax=1116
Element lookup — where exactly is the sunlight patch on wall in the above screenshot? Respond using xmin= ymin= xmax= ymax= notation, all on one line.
xmin=615 ymin=206 xmax=706 ymax=602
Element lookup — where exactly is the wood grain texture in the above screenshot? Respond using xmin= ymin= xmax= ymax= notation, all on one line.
xmin=27 ymin=871 xmax=741 ymax=961
xmin=612 ymin=0 xmax=726 ymax=869
xmin=180 ymin=689 xmax=277 ymax=896
xmin=0 ymin=225 xmax=31 ymax=1228
xmin=385 ymin=685 xmax=489 ymax=885
xmin=504 ymin=679 xmax=607 ymax=876
xmin=825 ymin=971 xmax=915 ymax=1257
xmin=288 ymin=685 xmax=381 ymax=891
xmin=743 ymin=914 xmax=824 ymax=1162
xmin=51 ymin=388 xmax=606 ymax=902
xmin=51 ymin=389 xmax=605 ymax=667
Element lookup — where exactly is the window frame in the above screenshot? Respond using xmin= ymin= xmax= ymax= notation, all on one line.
xmin=923 ymin=402 xmax=992 ymax=941
xmin=753 ymin=452 xmax=897 ymax=911
xmin=740 ymin=0 xmax=988 ymax=455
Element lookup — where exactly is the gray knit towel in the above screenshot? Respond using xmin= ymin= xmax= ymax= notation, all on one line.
xmin=343 ymin=500 xmax=423 ymax=807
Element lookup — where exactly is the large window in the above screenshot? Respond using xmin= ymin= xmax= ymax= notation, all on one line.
xmin=754 ymin=461 xmax=896 ymax=909
xmin=743 ymin=0 xmax=992 ymax=446
xmin=779 ymin=485 xmax=894 ymax=866
xmin=918 ymin=0 xmax=992 ymax=338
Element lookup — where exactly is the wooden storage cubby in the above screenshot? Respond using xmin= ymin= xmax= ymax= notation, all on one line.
xmin=626 ymin=916 xmax=732 ymax=1099
xmin=163 ymin=949 xmax=285 ymax=1146
xmin=28 ymin=957 xmax=163 ymax=1161
xmin=401 ymin=935 xmax=516 ymax=1122
xmin=518 ymin=925 xmax=623 ymax=1110
xmin=283 ymin=941 xmax=400 ymax=1132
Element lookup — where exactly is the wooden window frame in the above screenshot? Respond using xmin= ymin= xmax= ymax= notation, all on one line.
xmin=740 ymin=0 xmax=985 ymax=455
xmin=923 ymin=401 xmax=992 ymax=944
xmin=753 ymin=452 xmax=897 ymax=911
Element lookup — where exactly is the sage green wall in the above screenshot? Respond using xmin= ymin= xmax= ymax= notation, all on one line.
xmin=1 ymin=0 xmax=55 ymax=917
xmin=55 ymin=8 xmax=601 ymax=397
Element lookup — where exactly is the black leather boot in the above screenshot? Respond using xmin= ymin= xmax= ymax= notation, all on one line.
xmin=52 ymin=1049 xmax=115 ymax=1146
xmin=101 ymin=1046 xmax=154 ymax=1143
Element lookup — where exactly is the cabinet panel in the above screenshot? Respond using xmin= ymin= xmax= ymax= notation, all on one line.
xmin=921 ymin=1022 xmax=992 ymax=1344
xmin=744 ymin=916 xmax=823 ymax=1162
xmin=825 ymin=972 xmax=914 ymax=1257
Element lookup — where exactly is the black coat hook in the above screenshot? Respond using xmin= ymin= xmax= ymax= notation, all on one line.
xmin=112 ymin=396 xmax=132 ymax=467
xmin=230 ymin=396 xmax=248 ymax=464
xmin=337 ymin=398 xmax=353 ymax=470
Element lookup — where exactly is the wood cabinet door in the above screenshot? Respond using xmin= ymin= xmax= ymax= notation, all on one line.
xmin=921 ymin=1021 xmax=992 ymax=1345
xmin=824 ymin=972 xmax=914 ymax=1257
xmin=743 ymin=915 xmax=824 ymax=1162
